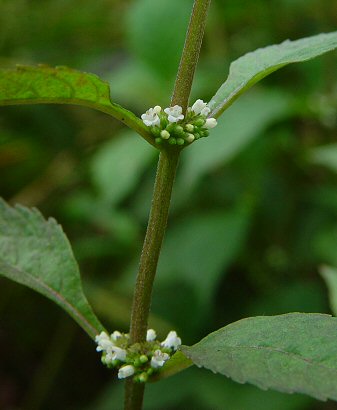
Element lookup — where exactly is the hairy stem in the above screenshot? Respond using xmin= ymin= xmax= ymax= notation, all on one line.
xmin=171 ymin=0 xmax=211 ymax=112
xmin=130 ymin=149 xmax=180 ymax=343
xmin=125 ymin=1 xmax=211 ymax=409
xmin=125 ymin=149 xmax=180 ymax=410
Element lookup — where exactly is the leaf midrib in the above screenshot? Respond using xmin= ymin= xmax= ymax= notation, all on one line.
xmin=198 ymin=343 xmax=337 ymax=374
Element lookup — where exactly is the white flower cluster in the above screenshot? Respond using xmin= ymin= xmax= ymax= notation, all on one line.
xmin=141 ymin=99 xmax=217 ymax=146
xmin=95 ymin=329 xmax=182 ymax=383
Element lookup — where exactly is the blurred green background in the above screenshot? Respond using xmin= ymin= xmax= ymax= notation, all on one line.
xmin=1 ymin=0 xmax=337 ymax=409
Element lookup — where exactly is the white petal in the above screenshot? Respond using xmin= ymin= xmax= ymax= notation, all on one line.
xmin=191 ymin=99 xmax=207 ymax=115
xmin=111 ymin=330 xmax=122 ymax=341
xmin=111 ymin=346 xmax=127 ymax=361
xmin=201 ymin=106 xmax=211 ymax=116
xmin=161 ymin=331 xmax=182 ymax=350
xmin=150 ymin=349 xmax=170 ymax=368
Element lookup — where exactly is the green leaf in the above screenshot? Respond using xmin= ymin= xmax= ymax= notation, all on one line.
xmin=0 ymin=65 xmax=152 ymax=144
xmin=0 ymin=199 xmax=104 ymax=339
xmin=181 ymin=313 xmax=337 ymax=401
xmin=90 ymin=130 xmax=154 ymax=206
xmin=127 ymin=0 xmax=192 ymax=79
xmin=320 ymin=265 xmax=337 ymax=316
xmin=308 ymin=143 xmax=337 ymax=174
xmin=176 ymin=89 xmax=291 ymax=197
xmin=152 ymin=351 xmax=193 ymax=382
xmin=209 ymin=31 xmax=337 ymax=117
xmin=157 ymin=207 xmax=250 ymax=307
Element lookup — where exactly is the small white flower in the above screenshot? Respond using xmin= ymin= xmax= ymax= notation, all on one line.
xmin=164 ymin=105 xmax=184 ymax=123
xmin=150 ymin=349 xmax=170 ymax=368
xmin=141 ymin=107 xmax=161 ymax=126
xmin=204 ymin=118 xmax=217 ymax=129
xmin=191 ymin=99 xmax=211 ymax=117
xmin=118 ymin=365 xmax=135 ymax=379
xmin=161 ymin=331 xmax=181 ymax=350
xmin=146 ymin=329 xmax=157 ymax=342
xmin=111 ymin=330 xmax=122 ymax=342
xmin=95 ymin=331 xmax=114 ymax=352
xmin=95 ymin=331 xmax=109 ymax=344
xmin=106 ymin=346 xmax=127 ymax=362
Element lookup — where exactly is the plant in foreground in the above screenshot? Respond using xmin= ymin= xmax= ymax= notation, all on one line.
xmin=141 ymin=100 xmax=217 ymax=146
xmin=1 ymin=1 xmax=337 ymax=409
xmin=95 ymin=329 xmax=181 ymax=382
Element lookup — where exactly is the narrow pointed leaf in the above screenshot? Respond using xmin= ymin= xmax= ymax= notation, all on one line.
xmin=181 ymin=313 xmax=337 ymax=401
xmin=209 ymin=31 xmax=337 ymax=117
xmin=0 ymin=199 xmax=104 ymax=339
xmin=0 ymin=65 xmax=152 ymax=144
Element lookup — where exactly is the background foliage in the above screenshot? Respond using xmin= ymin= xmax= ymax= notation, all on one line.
xmin=0 ymin=0 xmax=337 ymax=409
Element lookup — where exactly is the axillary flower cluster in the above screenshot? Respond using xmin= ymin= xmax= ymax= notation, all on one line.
xmin=141 ymin=99 xmax=217 ymax=146
xmin=95 ymin=328 xmax=181 ymax=383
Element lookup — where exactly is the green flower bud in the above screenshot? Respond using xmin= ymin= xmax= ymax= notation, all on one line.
xmin=185 ymin=123 xmax=194 ymax=132
xmin=168 ymin=137 xmax=177 ymax=145
xmin=155 ymin=137 xmax=162 ymax=144
xmin=194 ymin=117 xmax=206 ymax=127
xmin=151 ymin=127 xmax=161 ymax=137
xmin=160 ymin=130 xmax=170 ymax=140
xmin=175 ymin=125 xmax=184 ymax=136
xmin=200 ymin=130 xmax=210 ymax=138
xmin=139 ymin=355 xmax=148 ymax=364
xmin=134 ymin=358 xmax=142 ymax=367
xmin=160 ymin=117 xmax=168 ymax=128
xmin=185 ymin=133 xmax=195 ymax=143
xmin=166 ymin=123 xmax=176 ymax=132
xmin=176 ymin=138 xmax=185 ymax=145
xmin=138 ymin=372 xmax=148 ymax=383
xmin=147 ymin=368 xmax=154 ymax=376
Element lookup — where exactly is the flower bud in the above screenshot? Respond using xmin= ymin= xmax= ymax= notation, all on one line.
xmin=185 ymin=133 xmax=195 ymax=143
xmin=176 ymin=138 xmax=185 ymax=145
xmin=140 ymin=355 xmax=149 ymax=364
xmin=200 ymin=130 xmax=209 ymax=138
xmin=175 ymin=125 xmax=184 ymax=136
xmin=204 ymin=118 xmax=217 ymax=129
xmin=118 ymin=365 xmax=135 ymax=379
xmin=185 ymin=123 xmax=194 ymax=132
xmin=138 ymin=372 xmax=148 ymax=383
xmin=193 ymin=118 xmax=206 ymax=127
xmin=146 ymin=329 xmax=157 ymax=342
xmin=160 ymin=130 xmax=170 ymax=140
xmin=168 ymin=137 xmax=177 ymax=145
xmin=151 ymin=126 xmax=161 ymax=137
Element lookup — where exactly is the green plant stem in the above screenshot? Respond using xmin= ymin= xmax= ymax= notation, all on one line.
xmin=125 ymin=1 xmax=210 ymax=409
xmin=171 ymin=0 xmax=211 ymax=113
xmin=125 ymin=149 xmax=180 ymax=410
xmin=129 ymin=149 xmax=180 ymax=343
